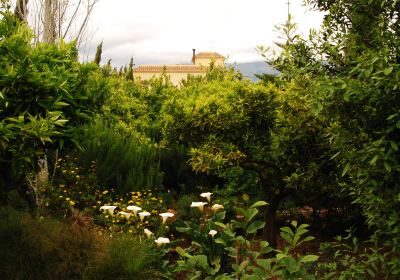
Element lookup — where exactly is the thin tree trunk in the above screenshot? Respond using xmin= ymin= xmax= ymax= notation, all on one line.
xmin=262 ymin=194 xmax=281 ymax=248
xmin=43 ymin=0 xmax=56 ymax=43
xmin=14 ymin=0 xmax=29 ymax=22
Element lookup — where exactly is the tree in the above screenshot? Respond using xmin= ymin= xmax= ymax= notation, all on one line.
xmin=14 ymin=0 xmax=99 ymax=45
xmin=126 ymin=57 xmax=134 ymax=80
xmin=14 ymin=0 xmax=28 ymax=21
xmin=270 ymin=0 xmax=400 ymax=258
xmin=0 ymin=8 xmax=109 ymax=204
xmin=160 ymin=67 xmax=336 ymax=247
xmin=93 ymin=40 xmax=102 ymax=65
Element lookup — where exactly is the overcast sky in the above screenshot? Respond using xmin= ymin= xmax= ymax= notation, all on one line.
xmin=82 ymin=0 xmax=324 ymax=67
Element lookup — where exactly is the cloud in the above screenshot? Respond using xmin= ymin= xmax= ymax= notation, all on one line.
xmin=81 ymin=0 xmax=324 ymax=67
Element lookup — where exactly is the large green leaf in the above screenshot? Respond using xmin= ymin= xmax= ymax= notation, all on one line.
xmin=246 ymin=220 xmax=265 ymax=234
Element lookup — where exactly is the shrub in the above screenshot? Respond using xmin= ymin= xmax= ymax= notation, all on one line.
xmin=77 ymin=122 xmax=163 ymax=194
xmin=88 ymin=235 xmax=163 ymax=280
xmin=0 ymin=209 xmax=101 ymax=279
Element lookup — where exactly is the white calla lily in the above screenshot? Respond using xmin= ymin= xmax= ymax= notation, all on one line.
xmin=155 ymin=237 xmax=170 ymax=246
xmin=100 ymin=205 xmax=117 ymax=215
xmin=138 ymin=211 xmax=151 ymax=221
xmin=118 ymin=211 xmax=132 ymax=219
xmin=144 ymin=228 xmax=153 ymax=238
xmin=127 ymin=205 xmax=142 ymax=215
xmin=209 ymin=230 xmax=218 ymax=238
xmin=159 ymin=212 xmax=174 ymax=224
xmin=200 ymin=192 xmax=213 ymax=202
xmin=211 ymin=204 xmax=224 ymax=213
xmin=191 ymin=202 xmax=207 ymax=212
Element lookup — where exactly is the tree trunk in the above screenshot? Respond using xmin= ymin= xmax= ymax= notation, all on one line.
xmin=43 ymin=0 xmax=57 ymax=43
xmin=14 ymin=0 xmax=29 ymax=22
xmin=262 ymin=194 xmax=281 ymax=248
xmin=240 ymin=161 xmax=284 ymax=248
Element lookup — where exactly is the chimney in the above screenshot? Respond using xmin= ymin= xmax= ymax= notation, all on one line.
xmin=192 ymin=49 xmax=196 ymax=65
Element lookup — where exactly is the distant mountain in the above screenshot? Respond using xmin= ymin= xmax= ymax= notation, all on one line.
xmin=229 ymin=61 xmax=280 ymax=82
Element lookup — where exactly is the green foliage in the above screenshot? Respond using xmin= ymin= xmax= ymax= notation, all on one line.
xmin=89 ymin=236 xmax=163 ymax=280
xmin=259 ymin=0 xmax=400 ymax=274
xmin=161 ymin=58 xmax=341 ymax=246
xmin=94 ymin=41 xmax=103 ymax=65
xmin=0 ymin=209 xmax=101 ymax=279
xmin=77 ymin=122 xmax=163 ymax=194
xmin=175 ymin=193 xmax=201 ymax=220
xmin=263 ymin=0 xmax=400 ymax=256
xmin=318 ymin=231 xmax=400 ymax=279
xmin=0 ymin=11 xmax=109 ymax=193
xmin=166 ymin=198 xmax=318 ymax=279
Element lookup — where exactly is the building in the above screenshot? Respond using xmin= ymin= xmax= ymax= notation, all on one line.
xmin=133 ymin=50 xmax=226 ymax=86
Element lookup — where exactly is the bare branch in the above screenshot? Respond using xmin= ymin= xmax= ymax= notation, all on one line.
xmin=62 ymin=0 xmax=82 ymax=39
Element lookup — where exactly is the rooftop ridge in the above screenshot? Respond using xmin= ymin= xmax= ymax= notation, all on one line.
xmin=195 ymin=52 xmax=225 ymax=59
xmin=133 ymin=64 xmax=208 ymax=73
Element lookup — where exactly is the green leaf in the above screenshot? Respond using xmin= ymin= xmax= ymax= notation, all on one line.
xmin=176 ymin=246 xmax=192 ymax=258
xmin=250 ymin=201 xmax=268 ymax=208
xmin=342 ymin=162 xmax=350 ymax=176
xmin=301 ymin=236 xmax=315 ymax=243
xmin=384 ymin=67 xmax=393 ymax=75
xmin=390 ymin=141 xmax=398 ymax=151
xmin=192 ymin=255 xmax=209 ymax=271
xmin=246 ymin=221 xmax=265 ymax=234
xmin=280 ymin=226 xmax=294 ymax=236
xmin=54 ymin=101 xmax=70 ymax=107
xmin=256 ymin=259 xmax=272 ymax=270
xmin=300 ymin=255 xmax=319 ymax=263
xmin=214 ymin=238 xmax=227 ymax=246
xmin=384 ymin=161 xmax=392 ymax=172
xmin=213 ymin=210 xmax=226 ymax=221
xmin=214 ymin=222 xmax=227 ymax=229
xmin=276 ymin=253 xmax=287 ymax=261
xmin=54 ymin=119 xmax=69 ymax=126
xmin=245 ymin=208 xmax=259 ymax=223
xmin=282 ymin=256 xmax=299 ymax=273
xmin=234 ymin=207 xmax=246 ymax=217
xmin=370 ymin=155 xmax=379 ymax=165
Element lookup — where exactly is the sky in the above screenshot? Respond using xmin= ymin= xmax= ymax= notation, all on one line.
xmin=82 ymin=0 xmax=324 ymax=67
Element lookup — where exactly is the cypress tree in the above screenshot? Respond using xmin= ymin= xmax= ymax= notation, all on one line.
xmin=94 ymin=41 xmax=103 ymax=65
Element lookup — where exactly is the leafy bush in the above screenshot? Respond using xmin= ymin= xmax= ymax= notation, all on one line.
xmin=77 ymin=122 xmax=163 ymax=194
xmin=318 ymin=231 xmax=400 ymax=279
xmin=0 ymin=8 xmax=109 ymax=194
xmin=88 ymin=236 xmax=163 ymax=280
xmin=0 ymin=209 xmax=101 ymax=279
xmin=164 ymin=195 xmax=319 ymax=279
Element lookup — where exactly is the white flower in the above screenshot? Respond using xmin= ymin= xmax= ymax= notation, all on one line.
xmin=118 ymin=211 xmax=132 ymax=219
xmin=211 ymin=204 xmax=224 ymax=213
xmin=155 ymin=237 xmax=170 ymax=246
xmin=191 ymin=202 xmax=207 ymax=212
xmin=138 ymin=211 xmax=151 ymax=221
xmin=144 ymin=228 xmax=153 ymax=238
xmin=100 ymin=205 xmax=117 ymax=215
xmin=209 ymin=230 xmax=218 ymax=238
xmin=159 ymin=212 xmax=174 ymax=224
xmin=200 ymin=192 xmax=213 ymax=202
xmin=127 ymin=205 xmax=142 ymax=215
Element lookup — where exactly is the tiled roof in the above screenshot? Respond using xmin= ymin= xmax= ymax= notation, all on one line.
xmin=133 ymin=65 xmax=207 ymax=73
xmin=195 ymin=52 xmax=225 ymax=59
